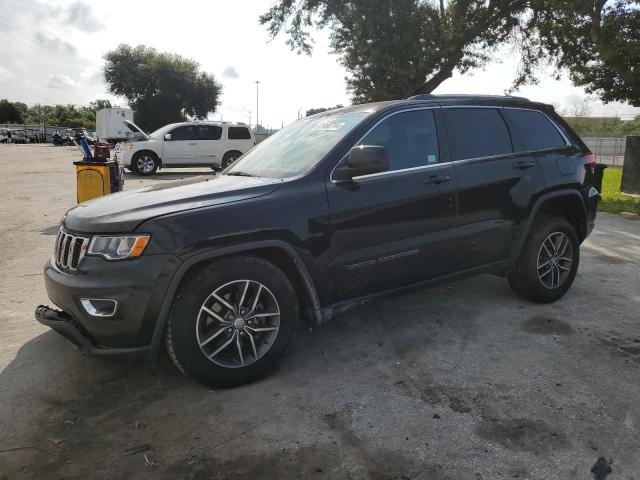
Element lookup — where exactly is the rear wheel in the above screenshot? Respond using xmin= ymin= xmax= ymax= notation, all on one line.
xmin=508 ymin=215 xmax=580 ymax=303
xmin=221 ymin=150 xmax=242 ymax=169
xmin=165 ymin=256 xmax=299 ymax=388
xmin=131 ymin=151 xmax=159 ymax=176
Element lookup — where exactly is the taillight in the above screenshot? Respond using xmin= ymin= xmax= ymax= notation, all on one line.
xmin=586 ymin=152 xmax=596 ymax=173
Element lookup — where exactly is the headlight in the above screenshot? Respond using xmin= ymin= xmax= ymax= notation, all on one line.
xmin=88 ymin=234 xmax=150 ymax=260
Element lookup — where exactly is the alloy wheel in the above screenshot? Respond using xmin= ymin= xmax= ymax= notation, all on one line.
xmin=537 ymin=232 xmax=573 ymax=289
xmin=195 ymin=280 xmax=280 ymax=368
xmin=136 ymin=155 xmax=155 ymax=174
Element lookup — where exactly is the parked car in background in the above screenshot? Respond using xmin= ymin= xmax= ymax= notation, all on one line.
xmin=36 ymin=94 xmax=604 ymax=388
xmin=0 ymin=128 xmax=8 ymax=143
xmin=115 ymin=120 xmax=255 ymax=175
xmin=9 ymin=129 xmax=28 ymax=144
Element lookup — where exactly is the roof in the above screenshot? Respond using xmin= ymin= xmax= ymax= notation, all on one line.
xmin=407 ymin=94 xmax=530 ymax=102
xmin=307 ymin=94 xmax=547 ymax=120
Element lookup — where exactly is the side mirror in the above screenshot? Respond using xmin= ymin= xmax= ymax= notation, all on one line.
xmin=164 ymin=133 xmax=172 ymax=141
xmin=334 ymin=145 xmax=389 ymax=181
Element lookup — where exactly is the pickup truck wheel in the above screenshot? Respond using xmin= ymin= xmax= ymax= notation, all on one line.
xmin=131 ymin=152 xmax=159 ymax=176
xmin=508 ymin=215 xmax=580 ymax=303
xmin=221 ymin=151 xmax=242 ymax=169
xmin=165 ymin=256 xmax=299 ymax=388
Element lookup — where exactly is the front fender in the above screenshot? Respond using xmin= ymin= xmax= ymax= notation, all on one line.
xmin=147 ymin=239 xmax=321 ymax=362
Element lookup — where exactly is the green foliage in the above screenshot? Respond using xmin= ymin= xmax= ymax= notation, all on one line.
xmin=0 ymin=99 xmax=113 ymax=129
xmin=305 ymin=105 xmax=344 ymax=116
xmin=599 ymin=167 xmax=640 ymax=215
xmin=263 ymin=1 xmax=638 ymax=106
xmin=261 ymin=0 xmax=528 ymax=102
xmin=103 ymin=44 xmax=221 ymax=131
xmin=517 ymin=0 xmax=640 ymax=106
xmin=0 ymin=99 xmax=24 ymax=123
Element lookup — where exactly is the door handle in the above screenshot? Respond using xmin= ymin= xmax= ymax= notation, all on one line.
xmin=424 ymin=174 xmax=451 ymax=185
xmin=188 ymin=142 xmax=197 ymax=146
xmin=513 ymin=160 xmax=535 ymax=170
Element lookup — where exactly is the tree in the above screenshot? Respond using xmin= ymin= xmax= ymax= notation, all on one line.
xmin=305 ymin=105 xmax=344 ymax=116
xmin=103 ymin=44 xmax=222 ymax=131
xmin=261 ymin=0 xmax=528 ymax=102
xmin=0 ymin=100 xmax=24 ymax=123
xmin=516 ymin=0 xmax=640 ymax=106
xmin=89 ymin=99 xmax=112 ymax=111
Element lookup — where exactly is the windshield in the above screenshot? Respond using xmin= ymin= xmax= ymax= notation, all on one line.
xmin=226 ymin=111 xmax=369 ymax=179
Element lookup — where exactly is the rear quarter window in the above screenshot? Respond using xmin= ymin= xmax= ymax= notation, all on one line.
xmin=443 ymin=108 xmax=513 ymax=161
xmin=228 ymin=127 xmax=252 ymax=140
xmin=503 ymin=109 xmax=567 ymax=151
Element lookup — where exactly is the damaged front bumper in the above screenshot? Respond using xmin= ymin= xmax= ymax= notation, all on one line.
xmin=35 ymin=304 xmax=151 ymax=360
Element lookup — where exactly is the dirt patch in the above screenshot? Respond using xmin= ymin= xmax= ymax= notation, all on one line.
xmin=394 ymin=377 xmax=473 ymax=414
xmin=524 ymin=316 xmax=573 ymax=336
xmin=600 ymin=333 xmax=640 ymax=363
xmin=593 ymin=253 xmax=629 ymax=264
xmin=475 ymin=418 xmax=568 ymax=455
xmin=321 ymin=408 xmax=445 ymax=480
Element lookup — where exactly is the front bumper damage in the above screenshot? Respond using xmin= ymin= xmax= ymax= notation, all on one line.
xmin=35 ymin=304 xmax=151 ymax=359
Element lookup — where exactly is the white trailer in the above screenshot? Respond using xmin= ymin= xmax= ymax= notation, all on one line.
xmin=96 ymin=108 xmax=135 ymax=143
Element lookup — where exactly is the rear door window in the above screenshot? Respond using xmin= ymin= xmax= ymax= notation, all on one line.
xmin=503 ymin=109 xmax=567 ymax=151
xmin=228 ymin=127 xmax=252 ymax=140
xmin=196 ymin=125 xmax=222 ymax=140
xmin=357 ymin=109 xmax=440 ymax=171
xmin=443 ymin=108 xmax=513 ymax=161
xmin=168 ymin=126 xmax=195 ymax=141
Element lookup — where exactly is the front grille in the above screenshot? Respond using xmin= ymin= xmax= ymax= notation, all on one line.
xmin=54 ymin=228 xmax=89 ymax=272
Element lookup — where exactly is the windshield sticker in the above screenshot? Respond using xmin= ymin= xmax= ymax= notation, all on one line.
xmin=312 ymin=119 xmax=346 ymax=131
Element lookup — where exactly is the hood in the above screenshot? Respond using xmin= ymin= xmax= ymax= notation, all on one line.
xmin=124 ymin=120 xmax=149 ymax=140
xmin=64 ymin=174 xmax=283 ymax=233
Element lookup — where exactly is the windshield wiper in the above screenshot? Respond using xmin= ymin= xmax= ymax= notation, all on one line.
xmin=226 ymin=171 xmax=261 ymax=177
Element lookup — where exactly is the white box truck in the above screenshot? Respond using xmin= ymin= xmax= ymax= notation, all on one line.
xmin=96 ymin=108 xmax=135 ymax=143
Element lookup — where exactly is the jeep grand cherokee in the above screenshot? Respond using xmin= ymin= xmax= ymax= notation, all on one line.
xmin=36 ymin=94 xmax=602 ymax=387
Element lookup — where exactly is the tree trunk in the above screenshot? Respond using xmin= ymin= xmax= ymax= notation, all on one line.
xmin=412 ymin=64 xmax=456 ymax=96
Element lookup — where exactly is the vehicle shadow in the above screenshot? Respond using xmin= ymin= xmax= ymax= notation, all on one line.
xmin=0 ymin=278 xmax=496 ymax=480
xmin=7 ymin=272 xmax=630 ymax=480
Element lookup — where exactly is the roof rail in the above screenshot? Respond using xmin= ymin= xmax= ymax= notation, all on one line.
xmin=408 ymin=94 xmax=530 ymax=102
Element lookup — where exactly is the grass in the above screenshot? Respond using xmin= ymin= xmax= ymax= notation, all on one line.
xmin=598 ymin=167 xmax=640 ymax=215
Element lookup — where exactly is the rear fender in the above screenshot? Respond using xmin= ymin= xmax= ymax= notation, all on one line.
xmin=511 ymin=189 xmax=587 ymax=260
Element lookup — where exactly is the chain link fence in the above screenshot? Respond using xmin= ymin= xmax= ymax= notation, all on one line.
xmin=582 ymin=137 xmax=626 ymax=167
xmin=1 ymin=123 xmax=82 ymax=143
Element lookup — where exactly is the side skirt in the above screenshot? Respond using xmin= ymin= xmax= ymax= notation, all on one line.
xmin=318 ymin=260 xmax=511 ymax=323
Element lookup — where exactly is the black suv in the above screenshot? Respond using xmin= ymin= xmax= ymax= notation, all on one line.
xmin=36 ymin=95 xmax=602 ymax=387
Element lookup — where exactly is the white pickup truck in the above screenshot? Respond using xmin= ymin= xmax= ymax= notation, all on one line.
xmin=116 ymin=120 xmax=256 ymax=176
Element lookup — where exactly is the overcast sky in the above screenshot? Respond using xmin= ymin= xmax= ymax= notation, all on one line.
xmin=1 ymin=0 xmax=638 ymax=128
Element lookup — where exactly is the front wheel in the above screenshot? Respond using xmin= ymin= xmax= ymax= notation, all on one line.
xmin=165 ymin=256 xmax=299 ymax=388
xmin=508 ymin=215 xmax=580 ymax=303
xmin=130 ymin=152 xmax=159 ymax=176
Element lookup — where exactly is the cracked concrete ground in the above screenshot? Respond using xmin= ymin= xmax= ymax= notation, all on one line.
xmin=1 ymin=144 xmax=639 ymax=479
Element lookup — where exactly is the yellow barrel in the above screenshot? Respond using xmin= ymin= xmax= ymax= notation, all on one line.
xmin=74 ymin=161 xmax=113 ymax=203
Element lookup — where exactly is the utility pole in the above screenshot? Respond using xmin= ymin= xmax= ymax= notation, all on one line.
xmin=255 ymin=80 xmax=260 ymax=132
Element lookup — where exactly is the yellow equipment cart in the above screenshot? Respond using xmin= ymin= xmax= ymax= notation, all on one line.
xmin=74 ymin=160 xmax=118 ymax=203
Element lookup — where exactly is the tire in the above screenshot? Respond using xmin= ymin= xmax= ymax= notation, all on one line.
xmin=165 ymin=255 xmax=299 ymax=388
xmin=508 ymin=215 xmax=580 ymax=303
xmin=221 ymin=150 xmax=242 ymax=169
xmin=130 ymin=151 xmax=159 ymax=176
